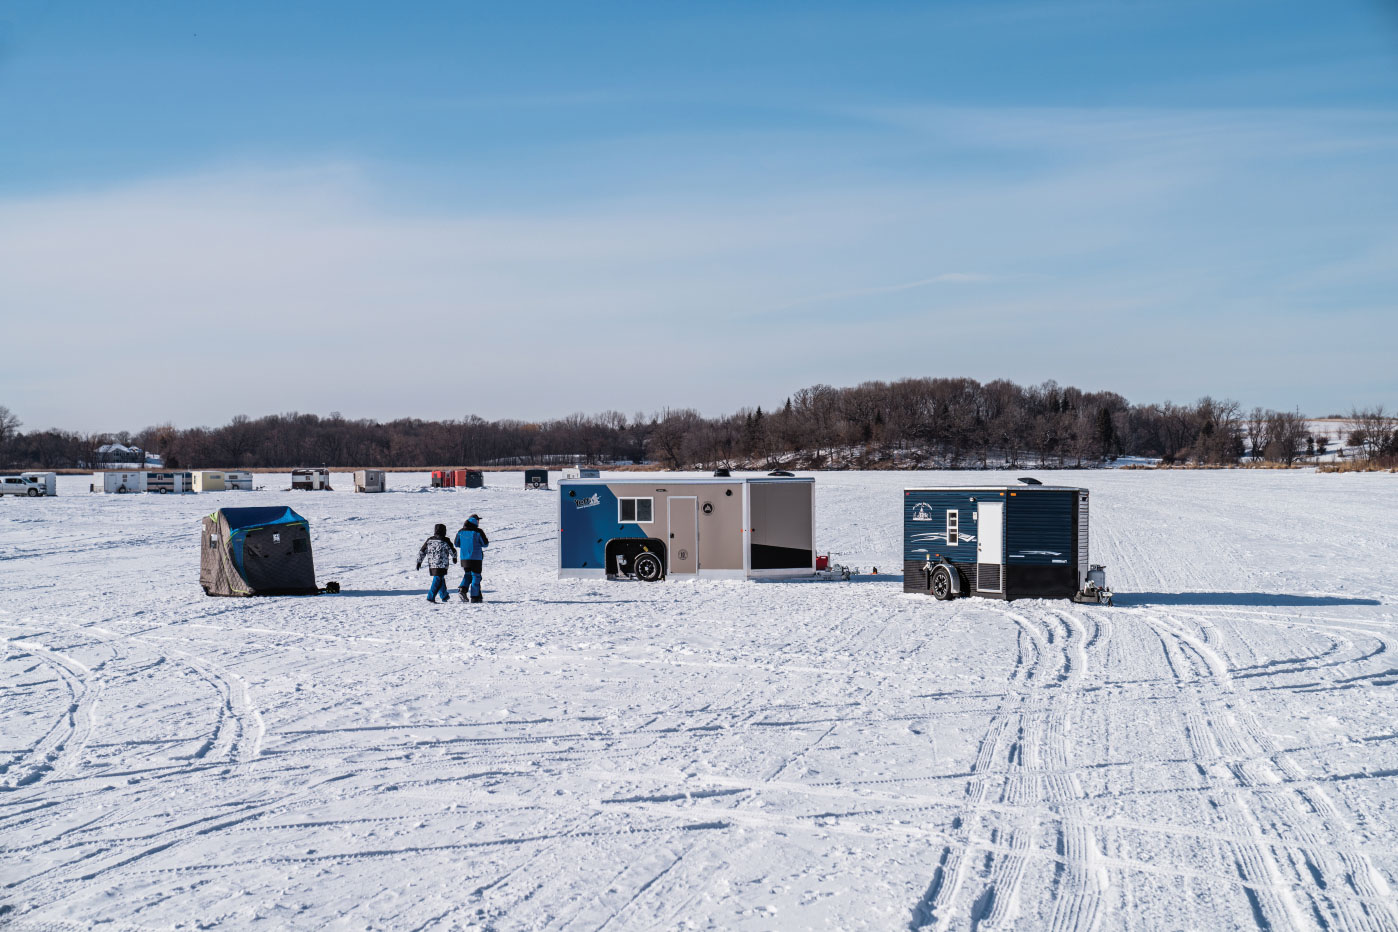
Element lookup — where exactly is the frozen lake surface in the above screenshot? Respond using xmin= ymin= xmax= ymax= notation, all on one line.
xmin=3 ymin=470 xmax=1398 ymax=930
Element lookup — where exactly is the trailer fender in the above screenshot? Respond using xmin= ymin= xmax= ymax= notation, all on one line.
xmin=923 ymin=559 xmax=961 ymax=596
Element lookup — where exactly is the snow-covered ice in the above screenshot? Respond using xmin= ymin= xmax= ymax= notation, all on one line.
xmin=3 ymin=470 xmax=1398 ymax=930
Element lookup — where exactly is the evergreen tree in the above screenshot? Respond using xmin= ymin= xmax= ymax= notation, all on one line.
xmin=1094 ymin=407 xmax=1117 ymax=459
xmin=743 ymin=407 xmax=765 ymax=456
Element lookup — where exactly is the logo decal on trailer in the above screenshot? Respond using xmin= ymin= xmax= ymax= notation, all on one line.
xmin=574 ymin=493 xmax=601 ymax=509
xmin=911 ymin=503 xmax=935 ymax=521
xmin=910 ymin=531 xmax=975 ymax=544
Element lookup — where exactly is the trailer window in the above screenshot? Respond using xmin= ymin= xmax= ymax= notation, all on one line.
xmin=947 ymin=510 xmax=959 ymax=546
xmin=619 ymin=497 xmax=653 ymax=523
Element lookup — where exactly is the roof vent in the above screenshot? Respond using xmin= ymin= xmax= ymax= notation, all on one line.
xmin=1018 ymin=477 xmax=1042 ymax=486
xmin=714 ymin=468 xmax=731 ymax=477
xmin=768 ymin=469 xmax=794 ymax=477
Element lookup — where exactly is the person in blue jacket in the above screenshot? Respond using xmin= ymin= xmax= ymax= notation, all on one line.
xmin=453 ymin=514 xmax=489 ymax=603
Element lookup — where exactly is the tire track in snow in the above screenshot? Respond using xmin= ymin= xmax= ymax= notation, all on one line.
xmin=1 ymin=639 xmax=99 ymax=793
xmin=908 ymin=606 xmax=1053 ymax=931
xmin=5 ymin=769 xmax=369 ymax=899
xmin=1042 ymin=608 xmax=1109 ymax=932
xmin=1157 ymin=606 xmax=1398 ymax=927
xmin=158 ymin=646 xmax=265 ymax=765
xmin=1142 ymin=609 xmax=1398 ymax=930
xmin=965 ymin=606 xmax=1111 ymax=932
xmin=8 ymin=615 xmax=264 ymax=772
xmin=1142 ymin=610 xmax=1310 ymax=929
xmin=1166 ymin=609 xmax=1398 ymax=929
xmin=970 ymin=609 xmax=1059 ymax=931
xmin=1211 ymin=608 xmax=1398 ymax=690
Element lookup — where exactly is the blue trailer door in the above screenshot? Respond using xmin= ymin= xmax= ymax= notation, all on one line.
xmin=977 ymin=501 xmax=1004 ymax=593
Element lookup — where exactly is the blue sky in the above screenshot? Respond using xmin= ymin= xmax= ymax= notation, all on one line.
xmin=2 ymin=1 xmax=1397 ymax=430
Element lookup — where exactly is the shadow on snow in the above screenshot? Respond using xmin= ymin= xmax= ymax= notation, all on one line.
xmin=753 ymin=574 xmax=904 ymax=585
xmin=1115 ymin=591 xmax=1380 ymax=608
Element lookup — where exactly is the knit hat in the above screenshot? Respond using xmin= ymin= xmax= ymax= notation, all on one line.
xmin=434 ymin=523 xmax=446 ymax=536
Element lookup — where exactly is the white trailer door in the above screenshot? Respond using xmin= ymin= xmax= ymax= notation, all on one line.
xmin=668 ymin=496 xmax=698 ymax=575
xmin=976 ymin=500 xmax=1004 ymax=593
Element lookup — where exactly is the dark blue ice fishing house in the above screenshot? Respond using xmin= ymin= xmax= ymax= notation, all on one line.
xmin=903 ymin=480 xmax=1112 ymax=604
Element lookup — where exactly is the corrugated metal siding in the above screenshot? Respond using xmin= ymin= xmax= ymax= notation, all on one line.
xmin=1005 ymin=490 xmax=1075 ymax=568
xmin=1076 ymin=491 xmax=1089 ymax=586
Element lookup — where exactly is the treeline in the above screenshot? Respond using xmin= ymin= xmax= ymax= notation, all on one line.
xmin=0 ymin=381 xmax=1390 ymax=471
xmin=1339 ymin=406 xmax=1398 ymax=469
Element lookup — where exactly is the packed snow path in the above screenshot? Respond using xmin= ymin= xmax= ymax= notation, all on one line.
xmin=3 ymin=470 xmax=1398 ymax=930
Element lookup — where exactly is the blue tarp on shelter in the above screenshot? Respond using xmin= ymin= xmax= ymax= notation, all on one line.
xmin=220 ymin=506 xmax=307 ymax=532
xmin=204 ymin=507 xmax=312 ymax=586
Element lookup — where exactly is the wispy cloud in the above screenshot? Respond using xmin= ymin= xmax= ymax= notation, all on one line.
xmin=766 ymin=273 xmax=992 ymax=313
xmin=2 ymin=97 xmax=1395 ymax=429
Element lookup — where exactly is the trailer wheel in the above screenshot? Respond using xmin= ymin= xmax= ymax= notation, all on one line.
xmin=634 ymin=552 xmax=664 ymax=582
xmin=931 ymin=565 xmax=955 ymax=601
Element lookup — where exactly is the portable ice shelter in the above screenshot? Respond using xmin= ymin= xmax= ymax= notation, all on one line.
xmin=21 ymin=472 xmax=57 ymax=496
xmin=354 ymin=469 xmax=386 ymax=493
xmin=559 ymin=476 xmax=815 ymax=581
xmin=192 ymin=471 xmax=225 ymax=492
xmin=524 ymin=469 xmax=549 ymax=489
xmin=433 ymin=468 xmax=485 ymax=489
xmin=93 ymin=471 xmax=146 ymax=493
xmin=291 ymin=468 xmax=331 ymax=491
xmin=200 ymin=506 xmax=320 ymax=596
xmin=903 ymin=483 xmax=1111 ymax=604
xmin=224 ymin=471 xmax=254 ymax=490
xmin=146 ymin=471 xmax=191 ymax=494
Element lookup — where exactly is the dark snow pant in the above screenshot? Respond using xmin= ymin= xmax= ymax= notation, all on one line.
xmin=459 ymin=560 xmax=483 ymax=599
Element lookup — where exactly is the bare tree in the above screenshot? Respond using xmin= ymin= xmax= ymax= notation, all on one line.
xmin=0 ymin=405 xmax=21 ymax=466
xmin=1263 ymin=410 xmax=1307 ymax=466
xmin=1252 ymin=410 xmax=1274 ymax=463
xmin=649 ymin=409 xmax=701 ymax=469
xmin=1346 ymin=406 xmax=1391 ymax=460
